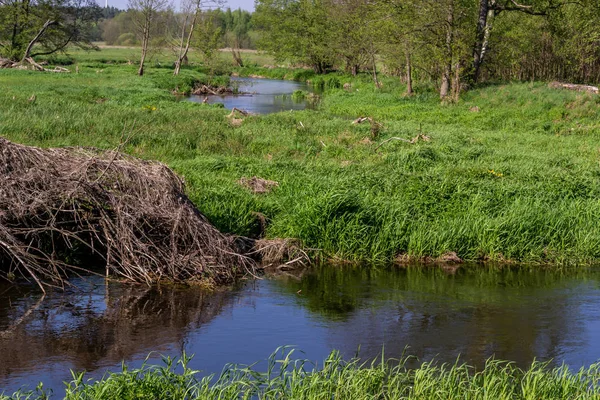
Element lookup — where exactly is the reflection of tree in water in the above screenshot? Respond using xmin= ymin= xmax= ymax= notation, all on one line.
xmin=0 ymin=277 xmax=235 ymax=377
xmin=277 ymin=265 xmax=599 ymax=368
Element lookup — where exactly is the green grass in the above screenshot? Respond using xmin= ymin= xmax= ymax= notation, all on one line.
xmin=2 ymin=55 xmax=600 ymax=264
xmin=3 ymin=349 xmax=600 ymax=399
xmin=37 ymin=45 xmax=278 ymax=70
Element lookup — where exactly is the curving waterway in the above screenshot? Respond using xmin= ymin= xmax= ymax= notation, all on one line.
xmin=1 ymin=265 xmax=600 ymax=395
xmin=187 ymin=77 xmax=315 ymax=114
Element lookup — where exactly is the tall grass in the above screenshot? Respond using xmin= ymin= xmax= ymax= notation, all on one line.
xmin=3 ymin=349 xmax=599 ymax=399
xmin=1 ymin=58 xmax=600 ymax=264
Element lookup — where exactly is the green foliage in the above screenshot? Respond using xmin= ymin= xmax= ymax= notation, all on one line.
xmin=3 ymin=349 xmax=600 ymax=399
xmin=254 ymin=0 xmax=336 ymax=73
xmin=0 ymin=0 xmax=101 ymax=61
xmin=292 ymin=90 xmax=307 ymax=101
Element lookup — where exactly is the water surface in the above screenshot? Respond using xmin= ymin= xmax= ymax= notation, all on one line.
xmin=187 ymin=77 xmax=313 ymax=114
xmin=1 ymin=265 xmax=600 ymax=395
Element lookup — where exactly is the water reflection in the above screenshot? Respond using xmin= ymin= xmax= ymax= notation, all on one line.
xmin=187 ymin=77 xmax=314 ymax=114
xmin=1 ymin=265 xmax=600 ymax=394
xmin=0 ymin=278 xmax=236 ymax=392
xmin=279 ymin=266 xmax=600 ymax=368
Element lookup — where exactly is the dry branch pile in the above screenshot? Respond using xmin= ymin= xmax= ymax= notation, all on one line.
xmin=191 ymin=85 xmax=233 ymax=95
xmin=0 ymin=138 xmax=254 ymax=290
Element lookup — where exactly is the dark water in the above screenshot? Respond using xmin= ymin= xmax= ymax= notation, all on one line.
xmin=1 ymin=265 xmax=600 ymax=395
xmin=187 ymin=77 xmax=314 ymax=114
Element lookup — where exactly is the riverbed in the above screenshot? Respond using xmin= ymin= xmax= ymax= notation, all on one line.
xmin=1 ymin=265 xmax=600 ymax=395
xmin=187 ymin=77 xmax=315 ymax=114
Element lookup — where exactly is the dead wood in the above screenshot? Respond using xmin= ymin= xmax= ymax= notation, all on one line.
xmin=352 ymin=117 xmax=383 ymax=138
xmin=191 ymin=85 xmax=233 ymax=95
xmin=252 ymin=238 xmax=309 ymax=271
xmin=375 ymin=134 xmax=431 ymax=150
xmin=238 ymin=176 xmax=279 ymax=194
xmin=0 ymin=57 xmax=70 ymax=73
xmin=0 ymin=58 xmax=18 ymax=69
xmin=548 ymin=81 xmax=599 ymax=94
xmin=0 ymin=138 xmax=254 ymax=290
xmin=229 ymin=107 xmax=249 ymax=116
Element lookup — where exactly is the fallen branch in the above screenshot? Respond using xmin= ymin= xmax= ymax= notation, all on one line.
xmin=352 ymin=117 xmax=383 ymax=138
xmin=230 ymin=107 xmax=249 ymax=116
xmin=548 ymin=82 xmax=599 ymax=94
xmin=375 ymin=134 xmax=431 ymax=150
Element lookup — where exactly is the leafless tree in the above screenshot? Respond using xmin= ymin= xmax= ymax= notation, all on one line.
xmin=128 ymin=0 xmax=171 ymax=76
xmin=173 ymin=0 xmax=223 ymax=75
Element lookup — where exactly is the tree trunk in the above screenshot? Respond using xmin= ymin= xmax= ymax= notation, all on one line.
xmin=174 ymin=12 xmax=189 ymax=76
xmin=405 ymin=47 xmax=413 ymax=96
xmin=452 ymin=61 xmax=461 ymax=101
xmin=440 ymin=1 xmax=454 ymax=99
xmin=478 ymin=9 xmax=495 ymax=80
xmin=472 ymin=1 xmax=495 ymax=84
xmin=138 ymin=20 xmax=149 ymax=76
xmin=174 ymin=9 xmax=198 ymax=76
xmin=370 ymin=40 xmax=380 ymax=89
xmin=20 ymin=19 xmax=56 ymax=63
xmin=232 ymin=47 xmax=244 ymax=67
xmin=372 ymin=53 xmax=380 ymax=89
xmin=471 ymin=0 xmax=489 ymax=84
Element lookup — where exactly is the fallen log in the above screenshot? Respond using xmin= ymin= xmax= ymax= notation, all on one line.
xmin=548 ymin=81 xmax=599 ymax=94
xmin=0 ymin=57 xmax=70 ymax=72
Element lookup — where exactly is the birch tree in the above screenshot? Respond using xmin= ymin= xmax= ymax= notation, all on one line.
xmin=129 ymin=0 xmax=170 ymax=76
xmin=173 ymin=0 xmax=222 ymax=75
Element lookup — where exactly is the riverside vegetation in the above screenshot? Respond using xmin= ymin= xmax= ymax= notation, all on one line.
xmin=2 ymin=349 xmax=600 ymax=399
xmin=1 ymin=51 xmax=600 ymax=266
xmin=1 ymin=46 xmax=600 ymax=399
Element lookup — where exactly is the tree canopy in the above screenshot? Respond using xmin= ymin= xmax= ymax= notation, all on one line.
xmin=0 ymin=0 xmax=101 ymax=61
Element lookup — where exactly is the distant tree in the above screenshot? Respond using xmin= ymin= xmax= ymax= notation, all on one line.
xmin=128 ymin=0 xmax=170 ymax=76
xmin=193 ymin=10 xmax=223 ymax=72
xmin=469 ymin=0 xmax=578 ymax=84
xmin=102 ymin=5 xmax=123 ymax=19
xmin=100 ymin=11 xmax=138 ymax=44
xmin=254 ymin=0 xmax=335 ymax=73
xmin=331 ymin=0 xmax=373 ymax=76
xmin=0 ymin=0 xmax=101 ymax=62
xmin=227 ymin=8 xmax=251 ymax=66
xmin=173 ymin=0 xmax=222 ymax=75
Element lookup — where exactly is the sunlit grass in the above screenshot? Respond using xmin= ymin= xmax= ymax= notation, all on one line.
xmin=2 ymin=58 xmax=600 ymax=264
xmin=2 ymin=349 xmax=599 ymax=399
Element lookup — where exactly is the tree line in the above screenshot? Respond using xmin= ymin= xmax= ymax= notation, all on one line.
xmin=255 ymin=0 xmax=600 ymax=98
xmin=1 ymin=0 xmax=599 ymax=95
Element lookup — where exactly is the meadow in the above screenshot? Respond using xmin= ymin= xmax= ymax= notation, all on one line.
xmin=2 ymin=47 xmax=600 ymax=264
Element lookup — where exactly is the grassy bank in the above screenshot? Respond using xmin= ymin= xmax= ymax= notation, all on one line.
xmin=2 ymin=56 xmax=600 ymax=264
xmin=3 ymin=350 xmax=600 ymax=399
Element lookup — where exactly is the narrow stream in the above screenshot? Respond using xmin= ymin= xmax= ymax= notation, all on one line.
xmin=1 ymin=265 xmax=600 ymax=395
xmin=187 ymin=77 xmax=315 ymax=114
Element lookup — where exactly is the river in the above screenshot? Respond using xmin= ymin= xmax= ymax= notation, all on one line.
xmin=187 ymin=77 xmax=315 ymax=114
xmin=1 ymin=265 xmax=600 ymax=395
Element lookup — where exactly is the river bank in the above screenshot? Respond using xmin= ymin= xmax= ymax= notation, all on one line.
xmin=1 ymin=59 xmax=600 ymax=265
xmin=4 ymin=348 xmax=600 ymax=399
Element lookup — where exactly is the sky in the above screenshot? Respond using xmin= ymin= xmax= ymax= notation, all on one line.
xmin=99 ymin=0 xmax=254 ymax=11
